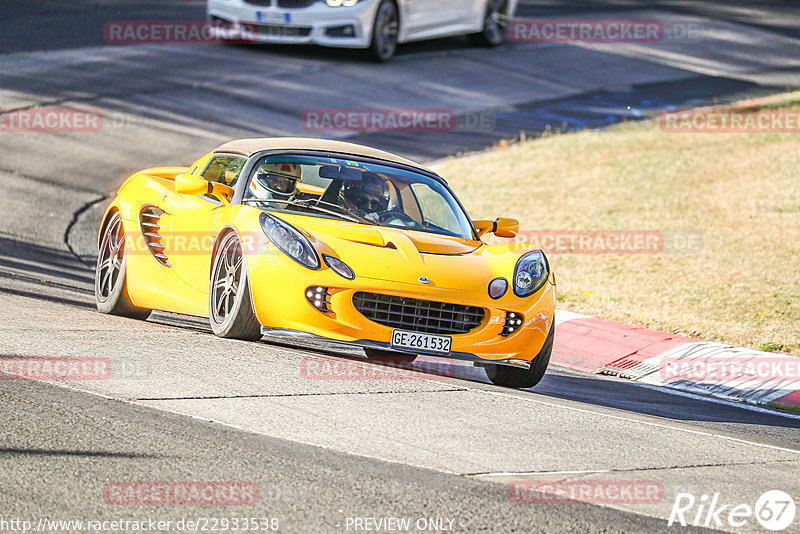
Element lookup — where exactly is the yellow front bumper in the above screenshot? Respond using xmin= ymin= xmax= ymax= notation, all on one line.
xmin=248 ymin=253 xmax=556 ymax=367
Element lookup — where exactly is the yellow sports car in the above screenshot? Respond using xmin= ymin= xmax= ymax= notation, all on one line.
xmin=95 ymin=138 xmax=556 ymax=388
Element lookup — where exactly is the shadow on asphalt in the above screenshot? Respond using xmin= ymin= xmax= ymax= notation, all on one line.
xmin=236 ymin=334 xmax=800 ymax=430
xmin=0 ymin=448 xmax=166 ymax=459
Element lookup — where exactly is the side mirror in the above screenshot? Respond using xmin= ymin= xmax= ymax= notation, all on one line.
xmin=175 ymin=173 xmax=210 ymax=196
xmin=474 ymin=218 xmax=519 ymax=239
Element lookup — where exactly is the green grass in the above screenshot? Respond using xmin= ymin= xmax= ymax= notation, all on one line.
xmin=435 ymin=93 xmax=800 ymax=354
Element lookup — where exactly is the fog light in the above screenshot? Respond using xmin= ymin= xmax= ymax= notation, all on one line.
xmin=325 ymin=24 xmax=357 ymax=37
xmin=307 ymin=286 xmax=332 ymax=313
xmin=501 ymin=311 xmax=524 ymax=337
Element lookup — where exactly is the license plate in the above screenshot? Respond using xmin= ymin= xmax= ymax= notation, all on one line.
xmin=256 ymin=11 xmax=291 ymax=24
xmin=391 ymin=329 xmax=452 ymax=354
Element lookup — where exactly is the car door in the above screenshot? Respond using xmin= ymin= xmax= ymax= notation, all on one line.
xmin=404 ymin=0 xmax=458 ymax=36
xmin=450 ymin=0 xmax=484 ymax=29
xmin=159 ymin=154 xmax=247 ymax=298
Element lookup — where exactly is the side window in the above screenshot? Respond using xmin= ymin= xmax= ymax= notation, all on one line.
xmin=201 ymin=155 xmax=247 ymax=187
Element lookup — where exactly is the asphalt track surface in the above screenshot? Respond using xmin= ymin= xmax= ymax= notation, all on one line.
xmin=2 ymin=1 xmax=800 ymax=533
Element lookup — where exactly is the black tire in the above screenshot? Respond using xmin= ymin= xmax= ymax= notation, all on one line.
xmin=485 ymin=323 xmax=554 ymax=389
xmin=209 ymin=232 xmax=262 ymax=341
xmin=364 ymin=348 xmax=417 ymax=365
xmin=95 ymin=212 xmax=152 ymax=320
xmin=469 ymin=0 xmax=508 ymax=47
xmin=369 ymin=0 xmax=400 ymax=62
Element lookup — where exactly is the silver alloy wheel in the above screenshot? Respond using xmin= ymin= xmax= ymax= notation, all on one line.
xmin=373 ymin=1 xmax=399 ymax=61
xmin=96 ymin=214 xmax=125 ymax=303
xmin=211 ymin=234 xmax=244 ymax=324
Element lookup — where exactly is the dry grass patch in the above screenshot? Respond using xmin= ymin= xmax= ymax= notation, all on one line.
xmin=435 ymin=96 xmax=800 ymax=354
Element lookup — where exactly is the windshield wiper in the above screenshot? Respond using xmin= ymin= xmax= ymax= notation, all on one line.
xmin=242 ymin=198 xmax=371 ymax=225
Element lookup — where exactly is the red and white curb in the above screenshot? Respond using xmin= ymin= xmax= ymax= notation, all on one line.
xmin=552 ymin=310 xmax=800 ymax=410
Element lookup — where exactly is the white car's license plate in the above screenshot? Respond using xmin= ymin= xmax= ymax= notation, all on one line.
xmin=391 ymin=329 xmax=452 ymax=354
xmin=256 ymin=11 xmax=291 ymax=24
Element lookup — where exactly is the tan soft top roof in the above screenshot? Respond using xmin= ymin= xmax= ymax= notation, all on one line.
xmin=215 ymin=137 xmax=427 ymax=170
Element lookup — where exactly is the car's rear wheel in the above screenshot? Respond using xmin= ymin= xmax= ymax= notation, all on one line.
xmin=470 ymin=0 xmax=508 ymax=47
xmin=95 ymin=212 xmax=152 ymax=320
xmin=209 ymin=232 xmax=262 ymax=341
xmin=485 ymin=323 xmax=554 ymax=389
xmin=369 ymin=0 xmax=400 ymax=62
xmin=364 ymin=348 xmax=417 ymax=365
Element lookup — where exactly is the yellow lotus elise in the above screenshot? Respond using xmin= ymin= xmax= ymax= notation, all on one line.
xmin=95 ymin=138 xmax=555 ymax=388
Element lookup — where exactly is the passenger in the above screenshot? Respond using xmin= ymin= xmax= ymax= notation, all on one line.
xmin=250 ymin=162 xmax=302 ymax=202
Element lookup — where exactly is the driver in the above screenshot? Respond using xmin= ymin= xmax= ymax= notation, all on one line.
xmin=342 ymin=173 xmax=390 ymax=220
xmin=250 ymin=162 xmax=302 ymax=202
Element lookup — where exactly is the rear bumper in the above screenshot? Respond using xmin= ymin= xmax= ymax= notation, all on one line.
xmin=207 ymin=0 xmax=378 ymax=48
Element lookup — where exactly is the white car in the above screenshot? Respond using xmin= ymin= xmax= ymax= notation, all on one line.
xmin=207 ymin=0 xmax=518 ymax=61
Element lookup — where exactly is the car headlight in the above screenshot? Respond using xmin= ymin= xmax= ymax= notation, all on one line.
xmin=513 ymin=251 xmax=549 ymax=297
xmin=323 ymin=254 xmax=355 ymax=280
xmin=325 ymin=0 xmax=361 ymax=6
xmin=260 ymin=213 xmax=320 ymax=270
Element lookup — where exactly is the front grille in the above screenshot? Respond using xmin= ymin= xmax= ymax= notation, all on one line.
xmin=353 ymin=292 xmax=485 ymax=335
xmin=249 ymin=24 xmax=313 ymax=37
xmin=243 ymin=0 xmax=272 ymax=6
xmin=276 ymin=0 xmax=317 ymax=8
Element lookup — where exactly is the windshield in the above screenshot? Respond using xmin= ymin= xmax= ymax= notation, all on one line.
xmin=242 ymin=155 xmax=476 ymax=240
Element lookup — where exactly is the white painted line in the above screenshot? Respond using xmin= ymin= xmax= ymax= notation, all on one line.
xmin=474 ymin=469 xmax=610 ymax=477
xmin=554 ymin=309 xmax=592 ymax=324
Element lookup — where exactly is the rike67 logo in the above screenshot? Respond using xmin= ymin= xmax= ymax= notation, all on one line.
xmin=669 ymin=490 xmax=796 ymax=531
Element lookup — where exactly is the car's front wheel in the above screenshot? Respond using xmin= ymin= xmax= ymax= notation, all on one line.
xmin=369 ymin=0 xmax=400 ymax=62
xmin=209 ymin=232 xmax=262 ymax=341
xmin=95 ymin=211 xmax=151 ymax=320
xmin=470 ymin=0 xmax=508 ymax=47
xmin=485 ymin=324 xmax=554 ymax=389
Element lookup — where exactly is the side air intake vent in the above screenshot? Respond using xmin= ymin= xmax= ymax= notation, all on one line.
xmin=139 ymin=206 xmax=170 ymax=267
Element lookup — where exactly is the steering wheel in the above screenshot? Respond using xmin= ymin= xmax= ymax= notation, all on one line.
xmin=377 ymin=211 xmax=420 ymax=228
